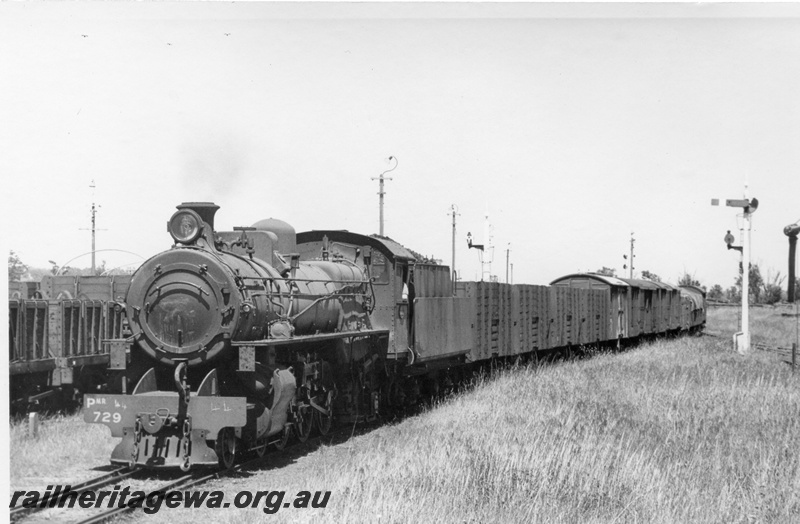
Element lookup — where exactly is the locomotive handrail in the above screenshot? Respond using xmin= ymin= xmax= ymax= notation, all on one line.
xmin=239 ymin=275 xmax=371 ymax=286
xmin=363 ymin=254 xmax=376 ymax=313
xmin=232 ymin=328 xmax=390 ymax=346
xmin=286 ymin=280 xmax=296 ymax=318
xmin=148 ymin=281 xmax=210 ymax=297
xmin=247 ymin=291 xmax=367 ymax=299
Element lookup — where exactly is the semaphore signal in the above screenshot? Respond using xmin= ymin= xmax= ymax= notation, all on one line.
xmin=711 ymin=185 xmax=759 ymax=354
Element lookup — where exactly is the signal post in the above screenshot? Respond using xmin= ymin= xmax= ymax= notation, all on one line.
xmin=712 ymin=191 xmax=759 ymax=354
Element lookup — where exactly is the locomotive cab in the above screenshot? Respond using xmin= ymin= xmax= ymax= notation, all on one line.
xmin=297 ymin=231 xmax=475 ymax=368
xmin=296 ymin=231 xmax=417 ymax=358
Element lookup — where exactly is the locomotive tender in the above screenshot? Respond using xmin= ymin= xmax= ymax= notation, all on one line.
xmin=83 ymin=202 xmax=705 ymax=470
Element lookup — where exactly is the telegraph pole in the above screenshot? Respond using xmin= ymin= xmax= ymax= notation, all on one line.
xmin=506 ymin=243 xmax=511 ymax=284
xmin=90 ymin=180 xmax=97 ymax=272
xmin=79 ymin=180 xmax=103 ymax=274
xmin=450 ymin=204 xmax=460 ymax=288
xmin=371 ymin=156 xmax=397 ymax=236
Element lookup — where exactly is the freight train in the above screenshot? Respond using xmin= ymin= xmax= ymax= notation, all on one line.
xmin=76 ymin=202 xmax=705 ymax=470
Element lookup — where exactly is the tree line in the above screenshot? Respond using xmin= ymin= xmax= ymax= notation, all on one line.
xmin=8 ymin=250 xmax=121 ymax=281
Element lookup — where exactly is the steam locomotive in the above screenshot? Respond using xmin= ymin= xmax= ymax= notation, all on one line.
xmin=83 ymin=202 xmax=705 ymax=470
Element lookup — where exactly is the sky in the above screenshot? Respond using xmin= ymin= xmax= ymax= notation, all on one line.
xmin=2 ymin=2 xmax=800 ymax=292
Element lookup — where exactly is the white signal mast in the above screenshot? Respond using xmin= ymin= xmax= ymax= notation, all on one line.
xmin=623 ymin=232 xmax=635 ymax=279
xmin=712 ymin=183 xmax=759 ymax=354
xmin=466 ymin=211 xmax=495 ymax=281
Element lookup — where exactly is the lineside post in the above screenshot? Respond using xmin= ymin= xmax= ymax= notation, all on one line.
xmin=28 ymin=412 xmax=39 ymax=438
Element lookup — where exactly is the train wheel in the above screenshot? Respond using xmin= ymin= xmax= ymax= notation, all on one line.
xmin=296 ymin=404 xmax=313 ymax=442
xmin=314 ymin=390 xmax=334 ymax=435
xmin=274 ymin=427 xmax=290 ymax=451
xmin=214 ymin=427 xmax=237 ymax=469
xmin=253 ymin=439 xmax=268 ymax=458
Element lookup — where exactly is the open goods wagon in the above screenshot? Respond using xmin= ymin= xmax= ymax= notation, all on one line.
xmin=8 ymin=275 xmax=131 ymax=412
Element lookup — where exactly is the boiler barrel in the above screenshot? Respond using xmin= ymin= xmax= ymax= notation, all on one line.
xmin=289 ymin=262 xmax=367 ymax=334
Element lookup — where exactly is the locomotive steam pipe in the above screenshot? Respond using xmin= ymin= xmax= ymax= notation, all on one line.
xmin=785 ymin=223 xmax=800 ymax=302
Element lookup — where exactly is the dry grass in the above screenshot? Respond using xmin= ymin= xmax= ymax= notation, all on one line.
xmin=11 ymin=307 xmax=800 ymax=523
xmin=707 ymin=303 xmax=800 ymax=349
xmin=10 ymin=413 xmax=117 ymax=491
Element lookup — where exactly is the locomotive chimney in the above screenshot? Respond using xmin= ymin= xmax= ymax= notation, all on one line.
xmin=178 ymin=202 xmax=220 ymax=231
xmin=785 ymin=223 xmax=800 ymax=302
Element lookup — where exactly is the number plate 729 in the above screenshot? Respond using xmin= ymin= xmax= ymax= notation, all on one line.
xmin=92 ymin=411 xmax=122 ymax=424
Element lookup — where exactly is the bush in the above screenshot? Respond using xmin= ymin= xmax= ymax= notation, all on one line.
xmin=763 ymin=283 xmax=783 ymax=305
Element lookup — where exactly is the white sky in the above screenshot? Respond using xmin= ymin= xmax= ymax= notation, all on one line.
xmin=2 ymin=3 xmax=800 ymax=290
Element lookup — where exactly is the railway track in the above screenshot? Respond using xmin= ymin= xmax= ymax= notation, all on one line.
xmin=72 ymin=423 xmax=364 ymax=524
xmin=10 ymin=422 xmax=366 ymax=524
xmin=75 ymin=471 xmax=202 ymax=524
xmin=10 ymin=465 xmax=140 ymax=521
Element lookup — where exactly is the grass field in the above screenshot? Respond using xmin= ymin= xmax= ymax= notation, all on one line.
xmin=10 ymin=305 xmax=800 ymax=523
xmin=9 ymin=412 xmax=117 ymax=492
xmin=706 ymin=303 xmax=800 ymax=350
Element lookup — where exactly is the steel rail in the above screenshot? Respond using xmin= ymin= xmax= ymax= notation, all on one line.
xmin=70 ymin=424 xmax=358 ymax=524
xmin=74 ymin=459 xmax=258 ymax=524
xmin=10 ymin=466 xmax=138 ymax=521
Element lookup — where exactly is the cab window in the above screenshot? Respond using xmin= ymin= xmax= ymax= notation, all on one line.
xmin=370 ymin=252 xmax=390 ymax=284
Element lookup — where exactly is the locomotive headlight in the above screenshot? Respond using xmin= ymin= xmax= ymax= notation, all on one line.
xmin=168 ymin=209 xmax=203 ymax=244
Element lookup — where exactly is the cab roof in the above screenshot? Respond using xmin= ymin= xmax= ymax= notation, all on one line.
xmin=296 ymin=230 xmax=417 ymax=263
